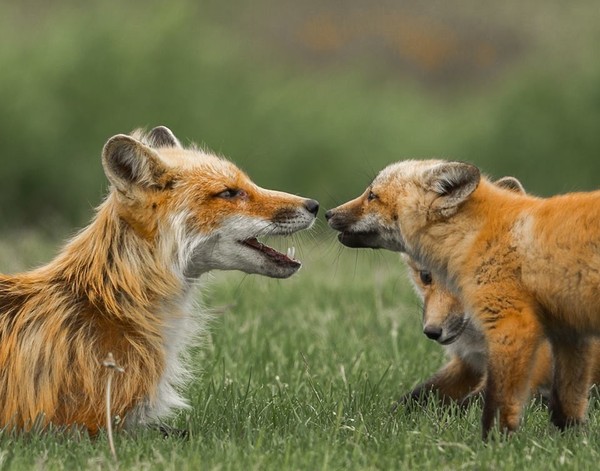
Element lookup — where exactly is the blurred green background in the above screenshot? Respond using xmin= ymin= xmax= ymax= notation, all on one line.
xmin=1 ymin=0 xmax=599 ymax=230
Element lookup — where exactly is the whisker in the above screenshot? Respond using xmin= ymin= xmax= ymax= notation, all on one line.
xmin=234 ymin=273 xmax=252 ymax=298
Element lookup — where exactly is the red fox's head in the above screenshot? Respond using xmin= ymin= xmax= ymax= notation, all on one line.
xmin=325 ymin=160 xmax=482 ymax=254
xmin=101 ymin=126 xmax=318 ymax=279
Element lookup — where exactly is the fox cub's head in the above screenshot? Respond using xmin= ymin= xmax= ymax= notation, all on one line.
xmin=102 ymin=126 xmax=318 ymax=279
xmin=326 ymin=160 xmax=484 ymax=254
xmin=402 ymin=254 xmax=468 ymax=345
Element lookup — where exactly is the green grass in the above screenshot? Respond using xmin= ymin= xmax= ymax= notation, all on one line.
xmin=2 ymin=233 xmax=600 ymax=470
xmin=2 ymin=1 xmax=600 ymax=467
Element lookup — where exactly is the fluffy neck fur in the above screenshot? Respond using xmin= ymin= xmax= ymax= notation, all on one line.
xmin=49 ymin=196 xmax=188 ymax=317
xmin=8 ymin=193 xmax=208 ymax=429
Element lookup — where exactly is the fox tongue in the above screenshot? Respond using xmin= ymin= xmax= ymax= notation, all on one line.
xmin=242 ymin=238 xmax=296 ymax=264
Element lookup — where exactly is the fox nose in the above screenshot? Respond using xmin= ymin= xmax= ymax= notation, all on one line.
xmin=423 ymin=325 xmax=443 ymax=341
xmin=304 ymin=199 xmax=320 ymax=215
xmin=325 ymin=209 xmax=334 ymax=221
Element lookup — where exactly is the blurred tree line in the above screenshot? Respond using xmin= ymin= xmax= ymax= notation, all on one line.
xmin=1 ymin=0 xmax=599 ymax=230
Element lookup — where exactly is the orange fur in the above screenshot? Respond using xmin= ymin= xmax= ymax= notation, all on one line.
xmin=400 ymin=256 xmax=600 ymax=406
xmin=398 ymin=178 xmax=554 ymax=405
xmin=327 ymin=159 xmax=600 ymax=438
xmin=0 ymin=126 xmax=318 ymax=433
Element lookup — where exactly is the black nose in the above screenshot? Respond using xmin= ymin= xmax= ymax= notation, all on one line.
xmin=325 ymin=209 xmax=334 ymax=221
xmin=423 ymin=325 xmax=442 ymax=341
xmin=304 ymin=199 xmax=319 ymax=215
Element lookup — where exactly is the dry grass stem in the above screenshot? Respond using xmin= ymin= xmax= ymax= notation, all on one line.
xmin=102 ymin=352 xmax=125 ymax=461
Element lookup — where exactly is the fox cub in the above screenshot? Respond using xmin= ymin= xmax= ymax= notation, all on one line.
xmin=327 ymin=159 xmax=600 ymax=437
xmin=400 ymin=177 xmax=568 ymax=405
xmin=0 ymin=126 xmax=318 ymax=434
xmin=401 ymin=254 xmax=600 ymax=407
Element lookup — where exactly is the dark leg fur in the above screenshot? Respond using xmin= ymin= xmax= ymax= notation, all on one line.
xmin=549 ymin=337 xmax=592 ymax=430
xmin=151 ymin=423 xmax=189 ymax=439
xmin=392 ymin=356 xmax=483 ymax=412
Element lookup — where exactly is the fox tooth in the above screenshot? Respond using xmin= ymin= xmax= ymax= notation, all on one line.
xmin=287 ymin=246 xmax=296 ymax=259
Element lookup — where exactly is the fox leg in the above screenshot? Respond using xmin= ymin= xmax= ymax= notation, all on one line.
xmin=548 ymin=336 xmax=592 ymax=430
xmin=479 ymin=303 xmax=543 ymax=439
xmin=401 ymin=355 xmax=483 ymax=406
xmin=527 ymin=340 xmax=553 ymax=401
xmin=459 ymin=375 xmax=487 ymax=407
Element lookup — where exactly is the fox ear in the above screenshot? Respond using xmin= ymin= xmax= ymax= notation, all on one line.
xmin=147 ymin=126 xmax=181 ymax=149
xmin=102 ymin=134 xmax=169 ymax=192
xmin=494 ymin=176 xmax=525 ymax=194
xmin=426 ymin=162 xmax=480 ymax=217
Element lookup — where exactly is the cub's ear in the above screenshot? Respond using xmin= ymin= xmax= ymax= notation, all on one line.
xmin=494 ymin=176 xmax=525 ymax=194
xmin=426 ymin=162 xmax=480 ymax=217
xmin=147 ymin=125 xmax=181 ymax=149
xmin=102 ymin=134 xmax=169 ymax=193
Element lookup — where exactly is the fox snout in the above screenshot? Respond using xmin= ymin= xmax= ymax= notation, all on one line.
xmin=423 ymin=320 xmax=466 ymax=346
xmin=324 ymin=208 xmax=350 ymax=231
xmin=325 ymin=208 xmax=376 ymax=248
xmin=326 ymin=206 xmax=405 ymax=252
xmin=304 ymin=199 xmax=320 ymax=216
xmin=270 ymin=198 xmax=319 ymax=230
xmin=325 ymin=206 xmax=366 ymax=235
xmin=423 ymin=324 xmax=443 ymax=341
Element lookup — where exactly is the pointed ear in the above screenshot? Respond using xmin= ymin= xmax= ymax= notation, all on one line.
xmin=147 ymin=126 xmax=181 ymax=149
xmin=102 ymin=134 xmax=169 ymax=192
xmin=494 ymin=176 xmax=525 ymax=194
xmin=426 ymin=162 xmax=480 ymax=217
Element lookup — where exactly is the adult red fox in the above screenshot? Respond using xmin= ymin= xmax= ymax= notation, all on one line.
xmin=0 ymin=126 xmax=318 ymax=434
xmin=327 ymin=159 xmax=600 ymax=438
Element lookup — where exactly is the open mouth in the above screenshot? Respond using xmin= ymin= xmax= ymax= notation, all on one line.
xmin=240 ymin=238 xmax=301 ymax=268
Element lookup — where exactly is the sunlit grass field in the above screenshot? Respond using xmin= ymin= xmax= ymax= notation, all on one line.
xmin=1 ymin=231 xmax=600 ymax=470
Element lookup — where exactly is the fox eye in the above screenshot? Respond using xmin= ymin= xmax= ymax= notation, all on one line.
xmin=419 ymin=271 xmax=433 ymax=285
xmin=367 ymin=191 xmax=378 ymax=201
xmin=216 ymin=188 xmax=247 ymax=199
